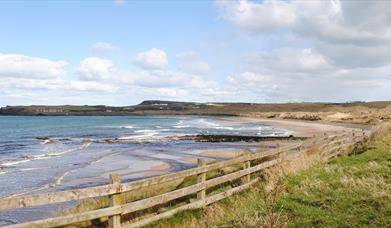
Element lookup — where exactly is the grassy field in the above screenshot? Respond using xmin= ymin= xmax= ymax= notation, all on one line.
xmin=146 ymin=123 xmax=391 ymax=227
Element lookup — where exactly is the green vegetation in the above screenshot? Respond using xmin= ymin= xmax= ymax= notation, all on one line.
xmin=279 ymin=142 xmax=390 ymax=227
xmin=147 ymin=123 xmax=391 ymax=227
xmin=59 ymin=161 xmax=245 ymax=227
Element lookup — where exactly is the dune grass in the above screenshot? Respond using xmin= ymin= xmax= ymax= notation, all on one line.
xmin=146 ymin=123 xmax=391 ymax=227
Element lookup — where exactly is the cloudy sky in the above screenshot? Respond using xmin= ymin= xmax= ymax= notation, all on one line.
xmin=0 ymin=0 xmax=390 ymax=106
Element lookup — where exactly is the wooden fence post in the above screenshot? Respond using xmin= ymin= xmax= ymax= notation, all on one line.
xmin=197 ymin=158 xmax=206 ymax=201
xmin=109 ymin=174 xmax=121 ymax=228
xmin=242 ymin=161 xmax=251 ymax=183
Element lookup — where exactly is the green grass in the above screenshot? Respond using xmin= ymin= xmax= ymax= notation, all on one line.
xmin=279 ymin=140 xmax=390 ymax=227
xmin=147 ymin=134 xmax=391 ymax=227
xmin=59 ymin=161 xmax=245 ymax=227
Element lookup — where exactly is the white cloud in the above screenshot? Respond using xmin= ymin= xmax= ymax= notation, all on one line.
xmin=217 ymin=0 xmax=391 ymax=42
xmin=244 ymin=48 xmax=332 ymax=73
xmin=75 ymin=56 xmax=222 ymax=98
xmin=228 ymin=64 xmax=391 ymax=102
xmin=133 ymin=48 xmax=168 ymax=70
xmin=291 ymin=0 xmax=391 ymax=46
xmin=215 ymin=0 xmax=391 ymax=102
xmin=228 ymin=71 xmax=271 ymax=87
xmin=91 ymin=42 xmax=118 ymax=53
xmin=188 ymin=77 xmax=216 ymax=89
xmin=2 ymin=77 xmax=116 ymax=92
xmin=216 ymin=0 xmax=296 ymax=33
xmin=68 ymin=81 xmax=117 ymax=92
xmin=131 ymin=70 xmax=217 ymax=92
xmin=0 ymin=53 xmax=235 ymax=104
xmin=177 ymin=51 xmax=211 ymax=75
xmin=182 ymin=61 xmax=211 ymax=75
xmin=0 ymin=55 xmax=119 ymax=94
xmin=217 ymin=0 xmax=391 ymax=68
xmin=132 ymin=70 xmax=187 ymax=88
xmin=114 ymin=0 xmax=126 ymax=6
xmin=202 ymin=88 xmax=235 ymax=97
xmin=157 ymin=88 xmax=188 ymax=97
xmin=77 ymin=57 xmax=114 ymax=80
xmin=0 ymin=53 xmax=68 ymax=79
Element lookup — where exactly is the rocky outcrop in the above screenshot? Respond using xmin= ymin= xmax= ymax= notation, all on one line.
xmin=172 ymin=134 xmax=307 ymax=142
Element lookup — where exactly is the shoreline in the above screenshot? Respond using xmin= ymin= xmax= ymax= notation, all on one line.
xmin=0 ymin=117 xmax=369 ymax=226
xmin=137 ymin=118 xmax=368 ymax=179
xmin=65 ymin=118 xmax=369 ymax=184
xmin=240 ymin=117 xmax=368 ymax=137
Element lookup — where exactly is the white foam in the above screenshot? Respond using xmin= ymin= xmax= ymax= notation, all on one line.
xmin=40 ymin=139 xmax=53 ymax=145
xmin=134 ymin=129 xmax=158 ymax=134
xmin=215 ymin=126 xmax=235 ymax=130
xmin=119 ymin=132 xmax=158 ymax=140
xmin=1 ymin=159 xmax=32 ymax=167
xmin=158 ymin=128 xmax=171 ymax=132
xmin=197 ymin=119 xmax=219 ymax=127
xmin=19 ymin=168 xmax=41 ymax=171
xmin=0 ymin=142 xmax=92 ymax=167
xmin=55 ymin=170 xmax=70 ymax=185
xmin=120 ymin=125 xmax=134 ymax=129
xmin=174 ymin=125 xmax=190 ymax=128
xmin=174 ymin=120 xmax=190 ymax=128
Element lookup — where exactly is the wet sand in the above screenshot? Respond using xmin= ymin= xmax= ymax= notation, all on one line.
xmin=145 ymin=163 xmax=171 ymax=177
xmin=143 ymin=118 xmax=367 ymax=175
xmin=242 ymin=118 xmax=366 ymax=137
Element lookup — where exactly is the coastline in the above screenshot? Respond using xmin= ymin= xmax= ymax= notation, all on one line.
xmin=139 ymin=118 xmax=368 ymax=179
xmin=0 ymin=116 xmax=370 ymax=226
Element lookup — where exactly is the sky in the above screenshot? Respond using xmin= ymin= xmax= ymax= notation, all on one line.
xmin=0 ymin=0 xmax=390 ymax=106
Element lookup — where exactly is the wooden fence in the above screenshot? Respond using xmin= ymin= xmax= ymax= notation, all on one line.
xmin=0 ymin=131 xmax=366 ymax=228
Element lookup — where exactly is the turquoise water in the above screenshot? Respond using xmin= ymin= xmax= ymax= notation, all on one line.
xmin=0 ymin=115 xmax=290 ymax=224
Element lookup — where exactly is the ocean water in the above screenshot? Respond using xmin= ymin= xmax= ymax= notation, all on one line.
xmin=0 ymin=115 xmax=290 ymax=199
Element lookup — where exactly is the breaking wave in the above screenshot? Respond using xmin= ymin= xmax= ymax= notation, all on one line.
xmin=0 ymin=141 xmax=92 ymax=168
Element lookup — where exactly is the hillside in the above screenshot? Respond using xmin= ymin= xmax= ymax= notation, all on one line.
xmin=1 ymin=100 xmax=390 ymax=124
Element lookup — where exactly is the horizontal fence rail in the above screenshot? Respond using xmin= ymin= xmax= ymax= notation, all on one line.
xmin=1 ymin=130 xmax=366 ymax=228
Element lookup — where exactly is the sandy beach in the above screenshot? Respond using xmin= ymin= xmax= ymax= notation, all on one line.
xmin=143 ymin=118 xmax=368 ymax=177
xmin=242 ymin=118 xmax=367 ymax=137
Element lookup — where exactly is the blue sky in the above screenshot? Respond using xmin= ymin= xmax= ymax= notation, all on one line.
xmin=0 ymin=1 xmax=222 ymax=65
xmin=0 ymin=0 xmax=390 ymax=106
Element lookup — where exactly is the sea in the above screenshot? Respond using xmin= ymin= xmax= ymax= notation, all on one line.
xmin=0 ymin=115 xmax=290 ymax=224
